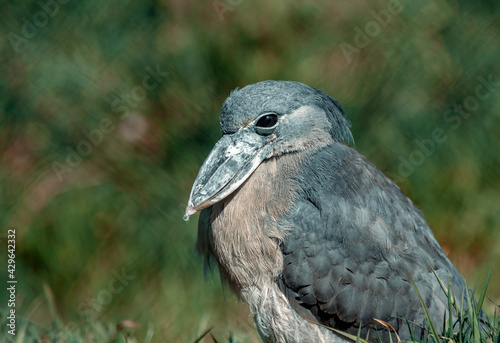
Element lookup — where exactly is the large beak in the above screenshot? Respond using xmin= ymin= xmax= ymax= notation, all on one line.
xmin=185 ymin=129 xmax=275 ymax=217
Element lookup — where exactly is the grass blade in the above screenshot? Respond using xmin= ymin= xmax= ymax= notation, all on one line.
xmin=194 ymin=327 xmax=213 ymax=343
xmin=447 ymin=279 xmax=454 ymax=338
xmin=144 ymin=323 xmax=155 ymax=343
xmin=429 ymin=265 xmax=461 ymax=317
xmin=210 ymin=333 xmax=220 ymax=343
xmin=476 ymin=264 xmax=492 ymax=317
xmin=307 ymin=319 xmax=372 ymax=343
xmin=406 ymin=267 xmax=441 ymax=343
xmin=356 ymin=323 xmax=362 ymax=342
xmin=465 ymin=287 xmax=481 ymax=343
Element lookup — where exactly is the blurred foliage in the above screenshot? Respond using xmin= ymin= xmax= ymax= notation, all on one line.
xmin=0 ymin=0 xmax=499 ymax=341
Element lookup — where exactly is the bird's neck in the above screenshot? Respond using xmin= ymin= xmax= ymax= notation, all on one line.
xmin=208 ymin=152 xmax=304 ymax=292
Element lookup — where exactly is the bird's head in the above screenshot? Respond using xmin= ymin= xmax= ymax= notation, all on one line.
xmin=185 ymin=80 xmax=353 ymax=217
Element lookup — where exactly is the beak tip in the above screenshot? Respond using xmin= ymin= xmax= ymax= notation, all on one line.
xmin=184 ymin=202 xmax=198 ymax=220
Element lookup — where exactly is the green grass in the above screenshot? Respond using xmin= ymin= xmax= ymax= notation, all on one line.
xmin=2 ymin=270 xmax=497 ymax=343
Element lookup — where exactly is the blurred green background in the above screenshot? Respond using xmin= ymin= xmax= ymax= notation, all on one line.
xmin=0 ymin=0 xmax=499 ymax=341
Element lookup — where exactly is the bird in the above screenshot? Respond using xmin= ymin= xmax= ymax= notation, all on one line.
xmin=185 ymin=80 xmax=474 ymax=342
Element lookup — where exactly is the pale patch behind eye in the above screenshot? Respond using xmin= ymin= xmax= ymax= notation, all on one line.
xmin=273 ymin=105 xmax=334 ymax=156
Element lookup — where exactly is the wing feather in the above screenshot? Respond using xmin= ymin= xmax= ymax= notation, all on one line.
xmin=279 ymin=144 xmax=468 ymax=341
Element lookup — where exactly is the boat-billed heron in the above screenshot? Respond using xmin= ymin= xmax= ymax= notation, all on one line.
xmin=185 ymin=80 xmax=473 ymax=342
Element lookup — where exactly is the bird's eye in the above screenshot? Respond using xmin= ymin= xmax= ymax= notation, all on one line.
xmin=256 ymin=113 xmax=278 ymax=127
xmin=255 ymin=113 xmax=278 ymax=135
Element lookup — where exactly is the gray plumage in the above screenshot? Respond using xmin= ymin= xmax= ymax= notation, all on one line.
xmin=185 ymin=81 xmax=472 ymax=342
